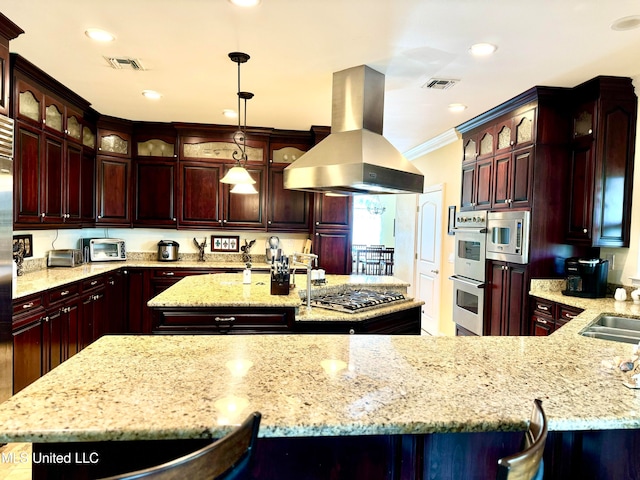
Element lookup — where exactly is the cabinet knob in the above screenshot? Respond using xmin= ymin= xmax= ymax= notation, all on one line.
xmin=315 ymin=233 xmax=319 ymax=236
xmin=349 ymin=329 xmax=355 ymax=335
xmin=109 ymin=281 xmax=115 ymax=285
xmin=316 ymin=221 xmax=320 ymax=225
xmin=583 ymin=228 xmax=588 ymax=234
xmin=172 ymin=218 xmax=176 ymax=222
xmin=44 ymin=316 xmax=49 ymax=323
xmin=98 ymin=215 xmax=102 ymax=219
xmin=268 ymin=220 xmax=272 ymax=225
xmin=40 ymin=212 xmax=45 ymax=218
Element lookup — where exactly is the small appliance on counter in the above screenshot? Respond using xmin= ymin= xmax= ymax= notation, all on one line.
xmin=562 ymin=257 xmax=609 ymax=298
xmin=47 ymin=249 xmax=85 ymax=268
xmin=265 ymin=236 xmax=282 ymax=263
xmin=157 ymin=240 xmax=179 ymax=262
xmin=81 ymin=238 xmax=126 ymax=262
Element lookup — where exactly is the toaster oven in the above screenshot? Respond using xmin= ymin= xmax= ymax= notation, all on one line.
xmin=80 ymin=238 xmax=126 ymax=262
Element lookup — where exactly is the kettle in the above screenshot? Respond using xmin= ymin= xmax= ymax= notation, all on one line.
xmin=157 ymin=240 xmax=179 ymax=262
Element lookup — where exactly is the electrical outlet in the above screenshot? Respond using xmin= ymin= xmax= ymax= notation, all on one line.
xmin=602 ymin=253 xmax=615 ymax=270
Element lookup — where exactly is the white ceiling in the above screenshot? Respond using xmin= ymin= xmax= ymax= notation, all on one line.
xmin=1 ymin=1 xmax=640 ymax=153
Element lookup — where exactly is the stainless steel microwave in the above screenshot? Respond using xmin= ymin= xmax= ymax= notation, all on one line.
xmin=486 ymin=211 xmax=530 ymax=264
xmin=80 ymin=238 xmax=126 ymax=262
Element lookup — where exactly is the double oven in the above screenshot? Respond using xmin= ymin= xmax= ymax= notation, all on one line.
xmin=450 ymin=211 xmax=487 ymax=336
xmin=450 ymin=210 xmax=531 ymax=335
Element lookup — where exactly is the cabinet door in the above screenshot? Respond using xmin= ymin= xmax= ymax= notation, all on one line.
xmin=133 ymin=160 xmax=177 ymax=227
xmin=43 ymin=95 xmax=64 ymax=137
xmin=80 ymin=152 xmax=96 ymax=224
xmin=267 ymin=165 xmax=310 ymax=231
xmin=566 ymin=137 xmax=594 ymax=244
xmin=106 ymin=272 xmax=126 ymax=334
xmin=503 ymin=264 xmax=527 ymax=336
xmin=486 ymin=261 xmax=506 ymax=336
xmin=42 ymin=309 xmax=64 ymax=373
xmin=460 ymin=162 xmax=476 ymax=211
xmin=63 ymin=300 xmax=80 ymax=359
xmin=96 ymin=155 xmax=131 ymax=226
xmin=222 ymin=166 xmax=266 ymax=229
xmin=65 ymin=142 xmax=83 ymax=223
xmin=492 ymin=153 xmax=511 ymax=208
xmin=509 ymin=146 xmax=533 ymax=208
xmin=41 ymin=134 xmax=64 ymax=224
xmin=13 ymin=316 xmax=43 ymax=394
xmin=314 ymin=194 xmax=352 ymax=229
xmin=15 ymin=78 xmax=43 ymax=127
xmin=314 ymin=229 xmax=352 ymax=274
xmin=474 ymin=157 xmax=493 ymax=209
xmin=179 ymin=162 xmax=223 ymax=228
xmin=14 ymin=123 xmax=42 ymax=224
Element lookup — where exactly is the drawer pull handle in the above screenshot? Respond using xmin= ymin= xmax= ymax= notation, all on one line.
xmin=538 ymin=319 xmax=548 ymax=324
xmin=22 ymin=302 xmax=34 ymax=309
xmin=90 ymin=281 xmax=98 ymax=286
xmin=214 ymin=316 xmax=236 ymax=322
xmin=60 ymin=290 xmax=70 ymax=296
xmin=163 ymin=272 xmax=174 ymax=276
xmin=564 ymin=313 xmax=576 ymax=319
xmin=537 ymin=305 xmax=548 ymax=311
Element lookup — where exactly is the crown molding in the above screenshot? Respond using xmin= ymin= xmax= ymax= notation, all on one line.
xmin=403 ymin=128 xmax=460 ymax=161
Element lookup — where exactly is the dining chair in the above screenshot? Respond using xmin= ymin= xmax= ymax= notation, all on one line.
xmin=380 ymin=247 xmax=395 ymax=275
xmin=99 ymin=412 xmax=261 ymax=480
xmin=364 ymin=247 xmax=383 ymax=275
xmin=496 ymin=399 xmax=547 ymax=480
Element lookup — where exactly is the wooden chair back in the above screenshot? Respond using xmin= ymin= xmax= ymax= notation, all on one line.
xmin=100 ymin=412 xmax=261 ymax=480
xmin=497 ymin=399 xmax=547 ymax=480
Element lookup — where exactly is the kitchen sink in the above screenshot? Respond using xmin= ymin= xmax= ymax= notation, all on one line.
xmin=580 ymin=315 xmax=640 ymax=344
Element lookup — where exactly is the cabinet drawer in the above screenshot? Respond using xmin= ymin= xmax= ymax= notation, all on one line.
xmin=531 ymin=313 xmax=553 ymax=336
xmin=151 ymin=269 xmax=209 ymax=279
xmin=47 ymin=283 xmax=80 ymax=304
xmin=153 ymin=308 xmax=293 ymax=333
xmin=556 ymin=304 xmax=584 ymax=326
xmin=532 ymin=298 xmax=554 ymax=318
xmin=13 ymin=294 xmax=43 ymax=316
xmin=82 ymin=275 xmax=105 ymax=292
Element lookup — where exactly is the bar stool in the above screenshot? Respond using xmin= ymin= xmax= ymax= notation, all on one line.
xmin=497 ymin=399 xmax=547 ymax=480
xmin=99 ymin=412 xmax=261 ymax=480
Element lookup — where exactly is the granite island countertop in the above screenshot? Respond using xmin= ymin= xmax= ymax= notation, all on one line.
xmin=147 ymin=272 xmax=423 ymax=322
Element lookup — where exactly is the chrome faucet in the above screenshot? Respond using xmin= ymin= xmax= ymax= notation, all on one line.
xmin=291 ymin=252 xmax=318 ymax=312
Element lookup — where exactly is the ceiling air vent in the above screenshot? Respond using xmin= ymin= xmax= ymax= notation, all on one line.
xmin=104 ymin=57 xmax=146 ymax=71
xmin=422 ymin=78 xmax=459 ymax=90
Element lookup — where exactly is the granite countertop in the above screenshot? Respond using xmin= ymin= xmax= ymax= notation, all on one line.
xmin=147 ymin=272 xmax=421 ymax=322
xmin=0 ymin=325 xmax=639 ymax=444
xmin=12 ymin=259 xmax=272 ymax=300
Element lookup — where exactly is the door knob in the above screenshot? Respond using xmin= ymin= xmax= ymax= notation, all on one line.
xmin=431 ymin=269 xmax=439 ymax=274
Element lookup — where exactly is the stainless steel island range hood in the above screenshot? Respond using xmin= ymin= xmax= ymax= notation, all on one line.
xmin=284 ymin=65 xmax=424 ymax=195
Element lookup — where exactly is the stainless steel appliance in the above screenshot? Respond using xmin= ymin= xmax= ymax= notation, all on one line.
xmin=452 ymin=211 xmax=487 ymax=282
xmin=450 ymin=211 xmax=488 ymax=336
xmin=157 ymin=240 xmax=179 ymax=262
xmin=47 ymin=249 xmax=85 ymax=267
xmin=283 ymin=65 xmax=424 ymax=195
xmin=563 ymin=257 xmax=609 ymax=298
xmin=265 ymin=236 xmax=282 ymax=263
xmin=0 ymin=113 xmax=14 ymax=401
xmin=486 ymin=210 xmax=531 ymax=264
xmin=80 ymin=238 xmax=126 ymax=262
xmin=310 ymin=289 xmax=406 ymax=313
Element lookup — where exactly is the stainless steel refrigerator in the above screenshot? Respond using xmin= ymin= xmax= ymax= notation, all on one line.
xmin=0 ymin=113 xmax=14 ymax=402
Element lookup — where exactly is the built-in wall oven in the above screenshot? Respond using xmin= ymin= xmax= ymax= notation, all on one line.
xmin=450 ymin=211 xmax=487 ymax=336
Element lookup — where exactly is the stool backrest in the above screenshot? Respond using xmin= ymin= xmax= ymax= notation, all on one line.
xmin=497 ymin=400 xmax=547 ymax=480
xmin=100 ymin=412 xmax=261 ymax=480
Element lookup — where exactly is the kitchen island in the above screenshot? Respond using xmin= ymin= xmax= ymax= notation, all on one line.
xmin=2 ymin=297 xmax=640 ymax=479
xmin=147 ymin=273 xmax=423 ymax=334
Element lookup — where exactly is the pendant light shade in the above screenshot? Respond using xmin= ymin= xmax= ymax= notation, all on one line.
xmin=221 ymin=165 xmax=256 ymax=185
xmin=230 ymin=182 xmax=259 ymax=194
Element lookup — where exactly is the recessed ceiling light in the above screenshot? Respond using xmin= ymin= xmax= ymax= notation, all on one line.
xmin=469 ymin=43 xmax=497 ymax=56
xmin=142 ymin=90 xmax=162 ymax=100
xmin=228 ymin=0 xmax=261 ymax=7
xmin=611 ymin=15 xmax=640 ymax=31
xmin=222 ymin=109 xmax=238 ymax=118
xmin=448 ymin=103 xmax=467 ymax=113
xmin=85 ymin=28 xmax=115 ymax=42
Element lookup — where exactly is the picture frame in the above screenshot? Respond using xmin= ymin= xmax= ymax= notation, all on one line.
xmin=13 ymin=234 xmax=33 ymax=258
xmin=211 ymin=235 xmax=240 ymax=252
xmin=447 ymin=206 xmax=456 ymax=236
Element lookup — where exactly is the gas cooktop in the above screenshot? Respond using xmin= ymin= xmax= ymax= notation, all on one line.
xmin=310 ymin=289 xmax=406 ymax=313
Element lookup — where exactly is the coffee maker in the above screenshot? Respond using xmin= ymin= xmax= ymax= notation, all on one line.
xmin=562 ymin=257 xmax=608 ymax=298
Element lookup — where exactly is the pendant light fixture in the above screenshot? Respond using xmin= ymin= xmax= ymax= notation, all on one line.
xmin=221 ymin=51 xmax=258 ymax=194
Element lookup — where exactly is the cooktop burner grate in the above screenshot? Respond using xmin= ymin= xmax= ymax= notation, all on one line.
xmin=310 ymin=289 xmax=406 ymax=313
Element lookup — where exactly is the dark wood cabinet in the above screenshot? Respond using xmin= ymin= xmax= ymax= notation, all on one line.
xmin=12 ymin=295 xmax=44 ymax=394
xmin=105 ymin=271 xmax=126 ymax=334
xmin=222 ymin=165 xmax=266 ymax=229
xmin=530 ymin=296 xmax=583 ymax=336
xmin=294 ymin=306 xmax=420 ymax=334
xmin=178 ymin=161 xmax=223 ymax=228
xmin=14 ymin=122 xmax=42 ymax=224
xmin=460 ymin=155 xmax=492 ymax=211
xmin=566 ymin=77 xmax=637 ymax=247
xmin=133 ymin=159 xmax=177 ymax=227
xmin=313 ymin=193 xmax=352 ymax=229
xmin=492 ymin=146 xmax=533 ymax=209
xmin=313 ymin=229 xmax=352 ymax=275
xmin=96 ymin=155 xmax=131 ymax=226
xmin=486 ymin=261 xmax=528 ymax=336
xmin=0 ymin=14 xmax=22 ymax=115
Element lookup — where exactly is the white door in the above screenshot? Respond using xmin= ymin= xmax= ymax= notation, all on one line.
xmin=415 ymin=187 xmax=443 ymax=335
